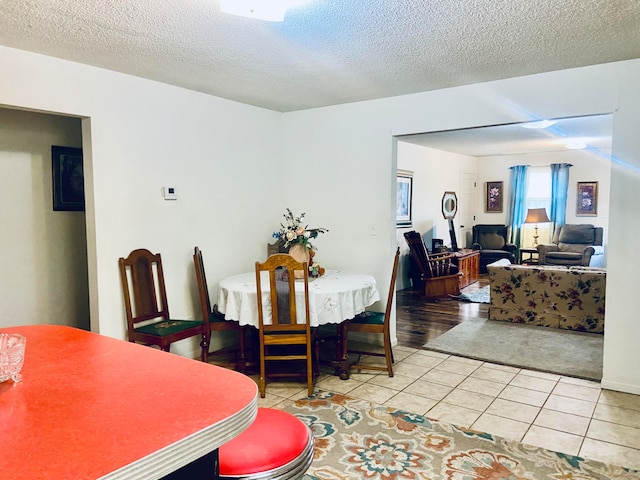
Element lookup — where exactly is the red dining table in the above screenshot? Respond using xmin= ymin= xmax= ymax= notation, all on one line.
xmin=0 ymin=325 xmax=257 ymax=480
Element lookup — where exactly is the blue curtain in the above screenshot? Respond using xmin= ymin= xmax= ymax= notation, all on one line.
xmin=507 ymin=165 xmax=528 ymax=246
xmin=549 ymin=163 xmax=572 ymax=230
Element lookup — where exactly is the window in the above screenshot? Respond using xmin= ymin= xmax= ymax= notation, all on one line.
xmin=522 ymin=166 xmax=552 ymax=248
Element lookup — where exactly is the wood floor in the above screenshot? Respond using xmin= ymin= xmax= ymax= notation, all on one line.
xmin=395 ymin=275 xmax=489 ymax=349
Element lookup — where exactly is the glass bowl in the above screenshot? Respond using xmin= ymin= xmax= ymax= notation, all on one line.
xmin=0 ymin=333 xmax=26 ymax=383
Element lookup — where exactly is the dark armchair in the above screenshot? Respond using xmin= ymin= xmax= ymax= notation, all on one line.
xmin=538 ymin=224 xmax=604 ymax=267
xmin=471 ymin=224 xmax=518 ymax=272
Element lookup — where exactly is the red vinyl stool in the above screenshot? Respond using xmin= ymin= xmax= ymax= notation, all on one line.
xmin=219 ymin=408 xmax=314 ymax=480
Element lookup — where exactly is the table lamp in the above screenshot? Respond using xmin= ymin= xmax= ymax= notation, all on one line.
xmin=524 ymin=208 xmax=550 ymax=247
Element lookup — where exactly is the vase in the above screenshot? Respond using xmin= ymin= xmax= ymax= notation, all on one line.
xmin=288 ymin=244 xmax=310 ymax=278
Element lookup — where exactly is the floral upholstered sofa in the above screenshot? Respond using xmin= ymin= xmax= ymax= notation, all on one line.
xmin=486 ymin=260 xmax=606 ymax=333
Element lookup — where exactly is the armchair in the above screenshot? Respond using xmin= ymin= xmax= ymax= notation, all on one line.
xmin=538 ymin=224 xmax=604 ymax=267
xmin=471 ymin=224 xmax=518 ymax=272
xmin=403 ymin=231 xmax=461 ymax=300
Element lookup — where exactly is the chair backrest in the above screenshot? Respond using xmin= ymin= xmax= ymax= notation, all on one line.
xmin=193 ymin=246 xmax=212 ymax=322
xmin=382 ymin=247 xmax=401 ymax=325
xmin=403 ymin=231 xmax=432 ymax=279
xmin=118 ymin=248 xmax=170 ymax=336
xmin=553 ymin=224 xmax=603 ymax=247
xmin=472 ymin=224 xmax=509 ymax=249
xmin=255 ymin=254 xmax=311 ymax=334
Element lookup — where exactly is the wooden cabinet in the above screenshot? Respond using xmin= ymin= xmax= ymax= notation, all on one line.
xmin=454 ymin=249 xmax=479 ymax=288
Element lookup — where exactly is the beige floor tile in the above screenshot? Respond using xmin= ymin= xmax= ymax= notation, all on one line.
xmin=510 ymin=373 xmax=557 ymax=393
xmin=599 ymin=389 xmax=640 ymax=412
xmin=262 ymin=382 xmax=310 ymax=398
xmin=426 ymin=402 xmax=482 ymax=429
xmin=580 ymin=438 xmax=640 ymax=471
xmin=416 ymin=349 xmax=449 ymax=360
xmin=587 ymin=419 xmax=640 ymax=450
xmin=421 ymin=368 xmax=467 ymax=387
xmin=315 ymin=375 xmax=363 ymax=394
xmin=434 ymin=358 xmax=481 ymax=376
xmin=522 ymin=425 xmax=583 ymax=456
xmin=367 ymin=372 xmax=416 ymax=391
xmin=349 ymin=383 xmax=397 ymax=404
xmin=558 ymin=376 xmax=601 ymax=389
xmin=393 ymin=361 xmax=432 ymax=379
xmin=482 ymin=362 xmax=521 ymax=374
xmin=471 ymin=413 xmax=529 ymax=442
xmin=403 ymin=379 xmax=453 ymax=401
xmin=442 ymin=388 xmax=495 ymax=411
xmin=471 ymin=365 xmax=518 ymax=384
xmin=486 ymin=398 xmax=540 ymax=423
xmin=257 ymin=393 xmax=289 ymax=408
xmin=400 ymin=352 xmax=445 ymax=369
xmin=519 ymin=369 xmax=561 ymax=382
xmin=534 ymin=409 xmax=591 ymax=436
xmin=389 ymin=348 xmax=414 ymax=362
xmin=593 ymin=403 xmax=640 ymax=429
xmin=544 ymin=394 xmax=596 ymax=417
xmin=445 ymin=355 xmax=484 ymax=367
xmin=457 ymin=376 xmax=506 ymax=397
xmin=384 ymin=392 xmax=438 ymax=415
xmin=552 ymin=382 xmax=601 ymax=402
xmin=499 ymin=385 xmax=549 ymax=407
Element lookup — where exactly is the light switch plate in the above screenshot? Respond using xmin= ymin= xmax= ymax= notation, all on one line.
xmin=163 ymin=186 xmax=177 ymax=200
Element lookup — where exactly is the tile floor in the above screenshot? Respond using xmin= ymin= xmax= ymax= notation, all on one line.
xmin=244 ymin=345 xmax=640 ymax=472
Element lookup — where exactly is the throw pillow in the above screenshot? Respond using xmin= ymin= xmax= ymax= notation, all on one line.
xmin=479 ymin=232 xmax=505 ymax=250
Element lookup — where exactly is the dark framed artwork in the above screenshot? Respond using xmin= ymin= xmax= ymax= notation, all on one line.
xmin=486 ymin=181 xmax=503 ymax=213
xmin=52 ymin=146 xmax=84 ymax=211
xmin=576 ymin=181 xmax=598 ymax=216
xmin=396 ymin=170 xmax=413 ymax=227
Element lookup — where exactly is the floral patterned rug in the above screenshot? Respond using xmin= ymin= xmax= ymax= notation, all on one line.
xmin=284 ymin=391 xmax=639 ymax=480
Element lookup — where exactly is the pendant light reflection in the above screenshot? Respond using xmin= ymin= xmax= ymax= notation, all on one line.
xmin=219 ymin=0 xmax=311 ymax=21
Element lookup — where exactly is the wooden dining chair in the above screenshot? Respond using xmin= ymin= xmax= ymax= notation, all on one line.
xmin=118 ymin=248 xmax=206 ymax=359
xmin=346 ymin=247 xmax=400 ymax=377
xmin=193 ymin=247 xmax=247 ymax=370
xmin=255 ymin=254 xmax=317 ymax=398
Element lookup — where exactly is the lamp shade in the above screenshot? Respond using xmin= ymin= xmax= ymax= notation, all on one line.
xmin=524 ymin=208 xmax=550 ymax=224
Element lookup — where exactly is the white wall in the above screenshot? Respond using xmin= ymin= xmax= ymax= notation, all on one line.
xmin=2 ymin=45 xmax=639 ymax=394
xmin=0 ymin=46 xmax=283 ymax=357
xmin=396 ymin=142 xmax=477 ymax=289
xmin=0 ymin=109 xmax=88 ymax=329
xmin=476 ymin=148 xmax=611 ymax=252
xmin=282 ymin=60 xmax=640 ymax=394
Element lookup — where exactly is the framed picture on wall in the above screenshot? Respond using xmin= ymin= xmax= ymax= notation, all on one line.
xmin=396 ymin=169 xmax=413 ymax=227
xmin=485 ymin=181 xmax=503 ymax=213
xmin=52 ymin=146 xmax=85 ymax=211
xmin=576 ymin=181 xmax=598 ymax=216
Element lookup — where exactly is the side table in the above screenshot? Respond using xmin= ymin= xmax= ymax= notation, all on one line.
xmin=519 ymin=248 xmax=539 ymax=265
xmin=454 ymin=249 xmax=480 ymax=288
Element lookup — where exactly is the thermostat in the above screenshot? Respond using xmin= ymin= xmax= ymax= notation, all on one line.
xmin=163 ymin=186 xmax=177 ymax=200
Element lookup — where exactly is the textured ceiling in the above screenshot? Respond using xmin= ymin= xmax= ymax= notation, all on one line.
xmin=1 ymin=0 xmax=639 ymax=113
xmin=399 ymin=114 xmax=613 ymax=156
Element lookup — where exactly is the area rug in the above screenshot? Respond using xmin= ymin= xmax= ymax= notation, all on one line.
xmin=452 ymin=285 xmax=490 ymax=303
xmin=285 ymin=391 xmax=638 ymax=480
xmin=422 ymin=317 xmax=603 ymax=381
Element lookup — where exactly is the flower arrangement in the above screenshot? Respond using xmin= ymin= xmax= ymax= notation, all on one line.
xmin=272 ymin=208 xmax=328 ymax=250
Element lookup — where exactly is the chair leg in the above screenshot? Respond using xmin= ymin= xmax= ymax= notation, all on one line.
xmin=259 ymin=345 xmax=266 ymax=398
xmin=200 ymin=334 xmax=209 ymax=363
xmin=384 ymin=331 xmax=394 ymax=377
xmin=306 ymin=354 xmax=314 ymax=398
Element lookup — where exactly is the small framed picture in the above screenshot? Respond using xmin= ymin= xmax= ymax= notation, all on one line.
xmin=52 ymin=146 xmax=84 ymax=211
xmin=576 ymin=181 xmax=598 ymax=216
xmin=396 ymin=170 xmax=413 ymax=227
xmin=486 ymin=181 xmax=503 ymax=213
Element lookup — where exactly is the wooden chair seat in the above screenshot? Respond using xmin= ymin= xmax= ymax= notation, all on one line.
xmin=118 ymin=248 xmax=206 ymax=358
xmin=347 ymin=247 xmax=399 ymax=377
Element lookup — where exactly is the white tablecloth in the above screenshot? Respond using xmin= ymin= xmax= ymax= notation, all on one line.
xmin=217 ymin=269 xmax=380 ymax=327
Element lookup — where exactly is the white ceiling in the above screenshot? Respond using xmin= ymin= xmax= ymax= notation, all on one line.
xmin=398 ymin=114 xmax=614 ymax=156
xmin=1 ymin=0 xmax=639 ymax=114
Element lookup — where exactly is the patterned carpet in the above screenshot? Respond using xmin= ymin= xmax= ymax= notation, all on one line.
xmin=284 ymin=391 xmax=640 ymax=480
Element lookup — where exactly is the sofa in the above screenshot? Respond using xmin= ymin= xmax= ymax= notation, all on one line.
xmin=487 ymin=260 xmax=605 ymax=333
